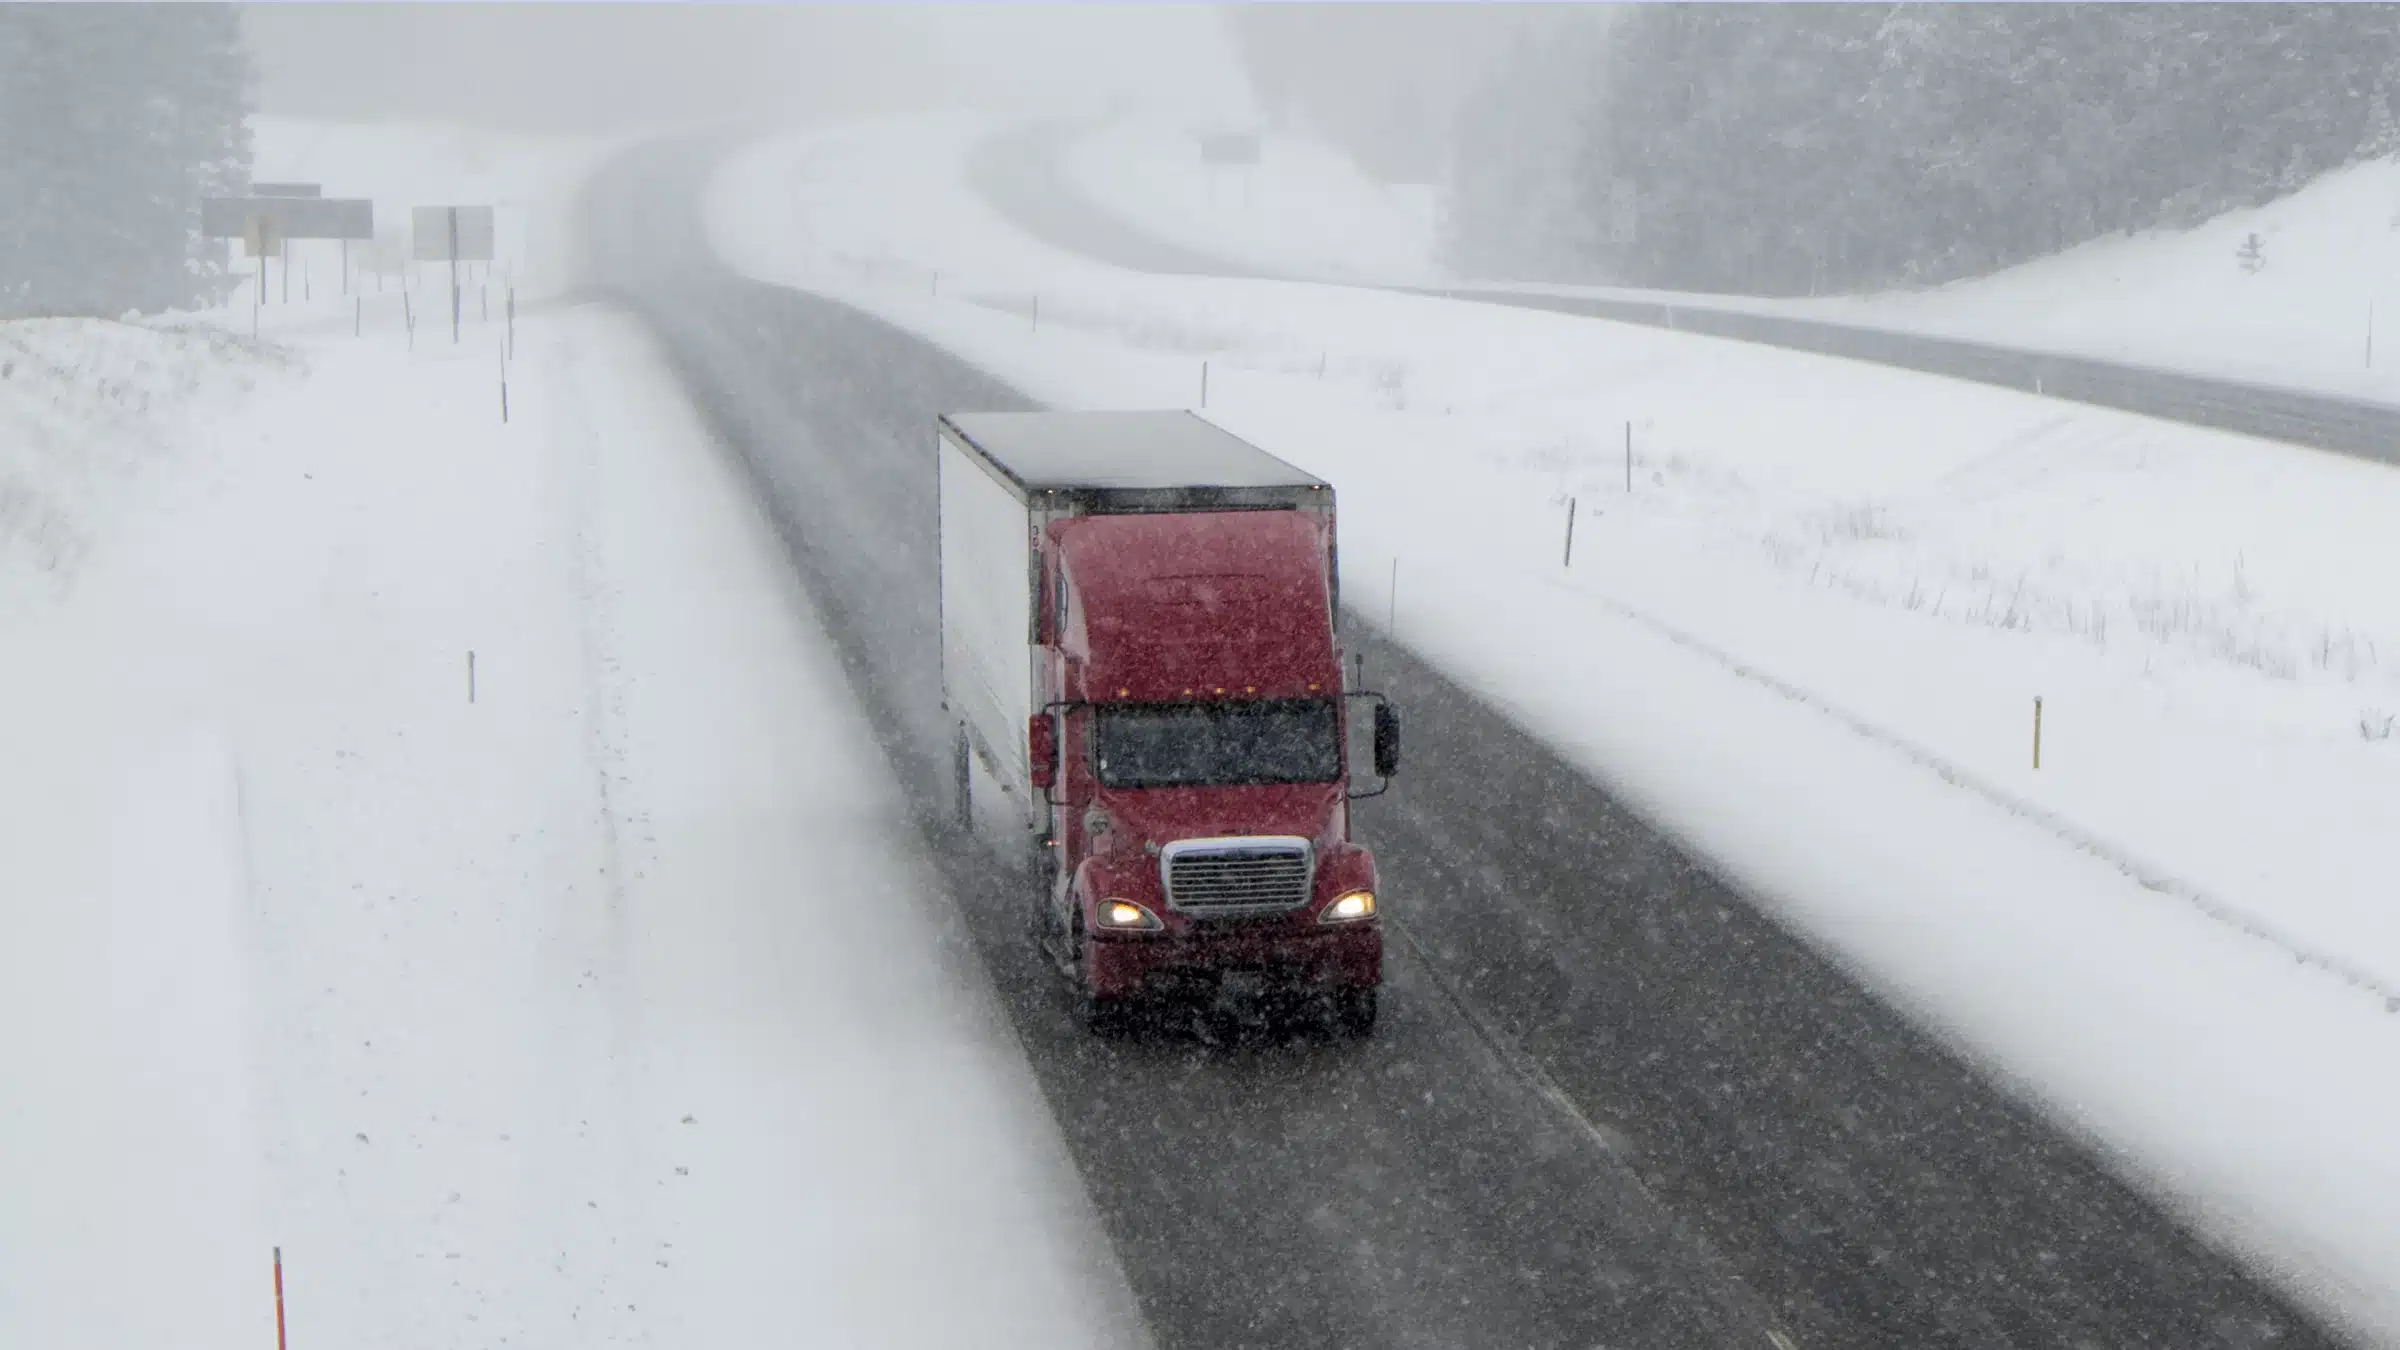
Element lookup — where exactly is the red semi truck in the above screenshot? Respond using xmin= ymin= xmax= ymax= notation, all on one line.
xmin=937 ymin=411 xmax=1399 ymax=1035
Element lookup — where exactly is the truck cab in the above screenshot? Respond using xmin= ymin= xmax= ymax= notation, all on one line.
xmin=937 ymin=412 xmax=1398 ymax=1035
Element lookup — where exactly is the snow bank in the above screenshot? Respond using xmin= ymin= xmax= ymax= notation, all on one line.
xmin=711 ymin=114 xmax=2400 ymax=1346
xmin=1059 ymin=119 xmax=1435 ymax=282
xmin=0 ymin=318 xmax=281 ymax=599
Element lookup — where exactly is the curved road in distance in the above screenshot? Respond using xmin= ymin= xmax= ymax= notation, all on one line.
xmin=969 ymin=122 xmax=2400 ymax=471
xmin=579 ymin=134 xmax=2348 ymax=1350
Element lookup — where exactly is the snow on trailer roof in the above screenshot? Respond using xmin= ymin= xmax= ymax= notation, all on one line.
xmin=941 ymin=411 xmax=1329 ymax=499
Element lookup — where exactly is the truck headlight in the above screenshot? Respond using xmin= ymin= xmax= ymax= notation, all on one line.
xmin=1096 ymin=899 xmax=1162 ymax=931
xmin=1320 ymin=890 xmax=1376 ymax=923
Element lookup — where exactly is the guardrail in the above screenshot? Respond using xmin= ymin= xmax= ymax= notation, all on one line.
xmin=1406 ymin=286 xmax=2400 ymax=470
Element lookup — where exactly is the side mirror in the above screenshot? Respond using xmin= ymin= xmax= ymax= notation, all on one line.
xmin=1028 ymin=712 xmax=1059 ymax=791
xmin=1372 ymin=702 xmax=1401 ymax=779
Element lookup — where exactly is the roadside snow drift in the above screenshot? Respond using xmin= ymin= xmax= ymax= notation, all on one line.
xmin=0 ymin=132 xmax=1147 ymax=1348
xmin=710 ymin=113 xmax=2400 ymax=1347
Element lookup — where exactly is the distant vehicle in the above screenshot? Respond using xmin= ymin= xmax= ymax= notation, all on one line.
xmin=937 ymin=411 xmax=1399 ymax=1035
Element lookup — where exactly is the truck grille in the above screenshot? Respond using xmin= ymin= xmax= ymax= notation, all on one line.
xmin=1161 ymin=837 xmax=1314 ymax=916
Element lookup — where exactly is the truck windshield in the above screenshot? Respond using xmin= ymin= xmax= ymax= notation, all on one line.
xmin=1093 ymin=700 xmax=1341 ymax=789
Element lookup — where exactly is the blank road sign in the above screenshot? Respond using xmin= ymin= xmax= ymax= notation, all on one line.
xmin=202 ymin=196 xmax=373 ymax=240
xmin=243 ymin=216 xmax=282 ymax=258
xmin=412 ymin=205 xmax=496 ymax=262
xmin=1200 ymin=132 xmax=1262 ymax=166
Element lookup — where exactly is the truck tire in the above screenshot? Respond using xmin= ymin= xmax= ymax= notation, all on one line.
xmin=1331 ymin=986 xmax=1379 ymax=1038
xmin=1071 ymin=914 xmax=1133 ymax=1036
xmin=1077 ymin=988 xmax=1133 ymax=1037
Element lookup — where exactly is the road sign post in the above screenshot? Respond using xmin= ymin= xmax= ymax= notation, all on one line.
xmin=411 ymin=205 xmax=495 ymax=347
xmin=449 ymin=207 xmax=461 ymax=344
xmin=207 ymin=194 xmax=371 ymax=314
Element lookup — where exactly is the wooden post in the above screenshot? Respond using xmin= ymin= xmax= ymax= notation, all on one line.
xmin=469 ymin=651 xmax=477 ymax=703
xmin=1625 ymin=421 xmax=1632 ymax=492
xmin=2033 ymin=696 xmax=2044 ymax=770
xmin=1201 ymin=360 xmax=1209 ymax=408
xmin=1563 ymin=496 xmax=1577 ymax=567
xmin=272 ymin=1247 xmax=289 ymax=1350
xmin=448 ymin=207 xmax=461 ymax=345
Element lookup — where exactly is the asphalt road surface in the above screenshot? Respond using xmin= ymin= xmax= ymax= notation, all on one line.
xmin=579 ymin=135 xmax=2347 ymax=1350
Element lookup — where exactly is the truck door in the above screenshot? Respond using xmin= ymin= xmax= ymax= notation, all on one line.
xmin=1037 ymin=548 xmax=1070 ymax=901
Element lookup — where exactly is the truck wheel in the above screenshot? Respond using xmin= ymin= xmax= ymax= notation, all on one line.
xmin=1331 ymin=986 xmax=1378 ymax=1037
xmin=1071 ymin=915 xmax=1133 ymax=1036
xmin=1077 ymin=988 xmax=1133 ymax=1037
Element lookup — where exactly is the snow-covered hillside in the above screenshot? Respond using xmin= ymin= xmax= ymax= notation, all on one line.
xmin=1794 ymin=151 xmax=2400 ymax=400
xmin=1059 ymin=119 xmax=1436 ymax=282
xmin=1057 ymin=116 xmax=2400 ymax=405
xmin=712 ymin=113 xmax=2400 ymax=1347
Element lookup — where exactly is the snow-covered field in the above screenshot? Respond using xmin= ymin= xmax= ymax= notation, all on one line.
xmin=713 ymin=113 xmax=2400 ymax=1346
xmin=0 ymin=124 xmax=1146 ymax=1350
xmin=1058 ymin=119 xmax=1436 ymax=282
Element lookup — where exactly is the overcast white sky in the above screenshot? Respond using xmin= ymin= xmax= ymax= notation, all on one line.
xmin=242 ymin=5 xmax=1261 ymax=133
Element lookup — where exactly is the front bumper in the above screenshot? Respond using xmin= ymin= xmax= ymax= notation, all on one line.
xmin=1087 ymin=920 xmax=1381 ymax=1000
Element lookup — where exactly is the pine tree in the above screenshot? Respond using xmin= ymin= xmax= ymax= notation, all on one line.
xmin=2364 ymin=86 xmax=2398 ymax=158
xmin=0 ymin=5 xmax=252 ymax=318
xmin=1441 ymin=3 xmax=2400 ymax=292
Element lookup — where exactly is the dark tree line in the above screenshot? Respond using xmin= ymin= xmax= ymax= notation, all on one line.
xmin=1446 ymin=5 xmax=2400 ymax=293
xmin=0 ymin=4 xmax=251 ymax=318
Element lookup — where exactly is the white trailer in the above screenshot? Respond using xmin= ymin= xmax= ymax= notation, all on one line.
xmin=937 ymin=418 xmax=1039 ymax=840
xmin=934 ymin=410 xmax=1334 ymax=850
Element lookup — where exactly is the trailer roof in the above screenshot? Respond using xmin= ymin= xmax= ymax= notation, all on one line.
xmin=942 ymin=411 xmax=1328 ymax=495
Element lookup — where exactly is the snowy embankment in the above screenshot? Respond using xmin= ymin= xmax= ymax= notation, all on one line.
xmin=1783 ymin=152 xmax=2400 ymax=401
xmin=711 ymin=113 xmax=2400 ymax=1346
xmin=1056 ymin=118 xmax=1436 ymax=283
xmin=0 ymin=124 xmax=1145 ymax=1350
xmin=1052 ymin=115 xmax=2400 ymax=407
xmin=1458 ymin=151 xmax=2400 ymax=406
